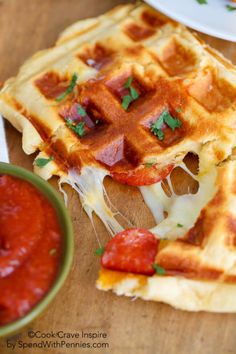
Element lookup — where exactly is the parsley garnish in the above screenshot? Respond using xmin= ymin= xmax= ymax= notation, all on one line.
xmin=196 ymin=0 xmax=207 ymax=4
xmin=66 ymin=119 xmax=85 ymax=137
xmin=130 ymin=86 xmax=139 ymax=100
xmin=164 ymin=114 xmax=182 ymax=130
xmin=35 ymin=156 xmax=54 ymax=168
xmin=226 ymin=5 xmax=236 ymax=11
xmin=151 ymin=113 xmax=166 ymax=139
xmin=121 ymin=76 xmax=139 ymax=110
xmin=177 ymin=223 xmax=183 ymax=228
xmin=122 ymin=95 xmax=133 ymax=110
xmin=145 ymin=161 xmax=155 ymax=167
xmin=124 ymin=76 xmax=133 ymax=88
xmin=94 ymin=247 xmax=105 ymax=256
xmin=55 ymin=73 xmax=78 ymax=102
xmin=77 ymin=103 xmax=86 ymax=117
xmin=153 ymin=128 xmax=165 ymax=140
xmin=151 ymin=110 xmax=182 ymax=141
xmin=152 ymin=263 xmax=166 ymax=275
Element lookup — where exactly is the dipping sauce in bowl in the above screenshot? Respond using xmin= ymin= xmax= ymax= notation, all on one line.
xmin=0 ymin=175 xmax=62 ymax=325
xmin=0 ymin=163 xmax=73 ymax=336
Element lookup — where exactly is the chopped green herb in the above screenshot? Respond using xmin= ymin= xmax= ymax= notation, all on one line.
xmin=151 ymin=113 xmax=164 ymax=130
xmin=176 ymin=107 xmax=182 ymax=113
xmin=94 ymin=247 xmax=105 ymax=256
xmin=151 ymin=110 xmax=182 ymax=141
xmin=55 ymin=73 xmax=78 ymax=102
xmin=77 ymin=103 xmax=86 ymax=117
xmin=66 ymin=119 xmax=85 ymax=137
xmin=130 ymin=86 xmax=139 ymax=100
xmin=124 ymin=76 xmax=133 ymax=88
xmin=121 ymin=95 xmax=133 ymax=110
xmin=49 ymin=248 xmax=57 ymax=256
xmin=177 ymin=223 xmax=183 ymax=228
xmin=145 ymin=162 xmax=155 ymax=168
xmin=163 ymin=112 xmax=182 ymax=131
xmin=95 ymin=120 xmax=99 ymax=124
xmin=196 ymin=0 xmax=207 ymax=4
xmin=150 ymin=113 xmax=165 ymax=140
xmin=152 ymin=263 xmax=166 ymax=275
xmin=35 ymin=156 xmax=54 ymax=168
xmin=121 ymin=76 xmax=140 ymax=110
xmin=152 ymin=127 xmax=164 ymax=140
xmin=226 ymin=5 xmax=236 ymax=11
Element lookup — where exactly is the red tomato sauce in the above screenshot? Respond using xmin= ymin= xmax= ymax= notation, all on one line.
xmin=0 ymin=175 xmax=63 ymax=326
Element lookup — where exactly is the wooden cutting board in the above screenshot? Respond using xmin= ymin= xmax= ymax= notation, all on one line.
xmin=1 ymin=1 xmax=236 ymax=353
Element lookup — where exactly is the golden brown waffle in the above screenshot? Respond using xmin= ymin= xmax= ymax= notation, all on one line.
xmin=0 ymin=3 xmax=236 ymax=180
xmin=1 ymin=3 xmax=236 ymax=312
xmin=97 ymin=159 xmax=236 ymax=311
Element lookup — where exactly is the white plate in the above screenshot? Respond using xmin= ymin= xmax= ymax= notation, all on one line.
xmin=145 ymin=0 xmax=236 ymax=42
xmin=0 ymin=115 xmax=9 ymax=163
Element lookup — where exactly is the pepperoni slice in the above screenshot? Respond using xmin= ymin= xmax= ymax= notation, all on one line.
xmin=101 ymin=228 xmax=159 ymax=275
xmin=111 ymin=163 xmax=173 ymax=186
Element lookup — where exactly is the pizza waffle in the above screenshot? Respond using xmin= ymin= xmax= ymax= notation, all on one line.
xmin=1 ymin=4 xmax=236 ymax=179
xmin=1 ymin=3 xmax=236 ymax=312
xmin=97 ymin=158 xmax=236 ymax=312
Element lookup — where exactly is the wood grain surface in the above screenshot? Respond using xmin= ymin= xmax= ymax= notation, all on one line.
xmin=0 ymin=1 xmax=236 ymax=353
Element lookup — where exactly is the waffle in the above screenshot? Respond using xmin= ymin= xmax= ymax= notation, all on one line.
xmin=0 ymin=4 xmax=236 ymax=180
xmin=97 ymin=159 xmax=236 ymax=312
xmin=1 ymin=3 xmax=236 ymax=312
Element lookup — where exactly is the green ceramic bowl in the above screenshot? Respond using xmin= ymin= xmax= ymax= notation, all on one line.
xmin=0 ymin=162 xmax=74 ymax=338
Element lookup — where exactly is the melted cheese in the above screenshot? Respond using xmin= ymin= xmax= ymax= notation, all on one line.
xmin=59 ymin=166 xmax=123 ymax=236
xmin=57 ymin=158 xmax=218 ymax=242
xmin=140 ymin=164 xmax=217 ymax=239
xmin=56 ymin=144 xmax=220 ymax=242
